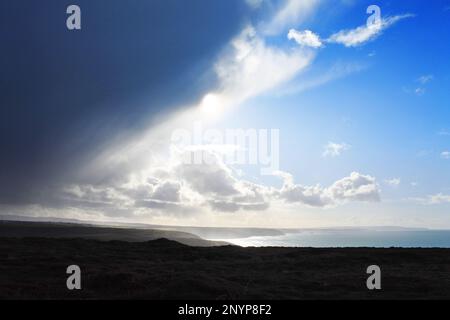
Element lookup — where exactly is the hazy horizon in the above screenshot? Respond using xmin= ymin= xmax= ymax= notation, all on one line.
xmin=2 ymin=214 xmax=450 ymax=232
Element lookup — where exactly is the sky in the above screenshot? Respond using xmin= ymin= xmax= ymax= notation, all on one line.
xmin=1 ymin=0 xmax=450 ymax=228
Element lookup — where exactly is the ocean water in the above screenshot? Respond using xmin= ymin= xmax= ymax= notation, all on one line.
xmin=220 ymin=230 xmax=450 ymax=248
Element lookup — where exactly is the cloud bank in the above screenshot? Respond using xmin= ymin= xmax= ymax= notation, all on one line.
xmin=60 ymin=149 xmax=381 ymax=220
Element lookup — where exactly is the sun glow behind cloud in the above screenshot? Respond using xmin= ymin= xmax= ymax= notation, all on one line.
xmin=5 ymin=1 xmax=449 ymax=229
xmin=199 ymin=93 xmax=225 ymax=119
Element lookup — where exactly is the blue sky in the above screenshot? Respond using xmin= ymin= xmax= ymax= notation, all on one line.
xmin=1 ymin=0 xmax=449 ymax=228
xmin=215 ymin=0 xmax=450 ymax=227
xmin=231 ymin=5 xmax=450 ymax=190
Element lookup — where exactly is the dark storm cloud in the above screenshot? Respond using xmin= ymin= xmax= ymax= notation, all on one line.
xmin=0 ymin=0 xmax=247 ymax=204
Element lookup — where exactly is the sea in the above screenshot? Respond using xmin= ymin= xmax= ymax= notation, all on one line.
xmin=216 ymin=229 xmax=450 ymax=248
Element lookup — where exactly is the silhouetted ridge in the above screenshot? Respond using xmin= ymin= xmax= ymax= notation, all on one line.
xmin=146 ymin=238 xmax=187 ymax=247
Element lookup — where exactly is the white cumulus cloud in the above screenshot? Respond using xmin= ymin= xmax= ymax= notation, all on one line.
xmin=276 ymin=171 xmax=380 ymax=208
xmin=428 ymin=194 xmax=450 ymax=204
xmin=413 ymin=193 xmax=450 ymax=205
xmin=288 ymin=29 xmax=323 ymax=48
xmin=323 ymin=142 xmax=351 ymax=157
xmin=385 ymin=178 xmax=401 ymax=187
xmin=417 ymin=74 xmax=433 ymax=84
xmin=441 ymin=151 xmax=450 ymax=159
xmin=327 ymin=14 xmax=414 ymax=47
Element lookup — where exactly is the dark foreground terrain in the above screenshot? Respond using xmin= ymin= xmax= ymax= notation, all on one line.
xmin=0 ymin=220 xmax=227 ymax=247
xmin=1 ymin=237 xmax=450 ymax=300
